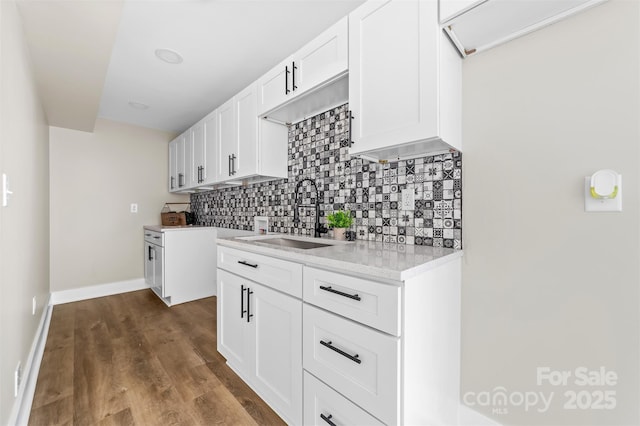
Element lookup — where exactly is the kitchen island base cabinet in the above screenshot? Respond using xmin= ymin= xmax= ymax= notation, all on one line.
xmin=144 ymin=227 xmax=219 ymax=306
xmin=217 ymin=269 xmax=302 ymax=426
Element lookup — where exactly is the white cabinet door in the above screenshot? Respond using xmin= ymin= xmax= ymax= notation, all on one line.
xmin=191 ymin=121 xmax=205 ymax=185
xmin=349 ymin=0 xmax=461 ymax=159
xmin=257 ymin=57 xmax=291 ymax=116
xmin=294 ymin=16 xmax=348 ymax=95
xmin=202 ymin=111 xmax=217 ymax=185
xmin=216 ymin=98 xmax=236 ymax=181
xmin=176 ymin=133 xmax=187 ymax=190
xmin=168 ymin=138 xmax=178 ymax=192
xmin=184 ymin=129 xmax=195 ymax=189
xmin=257 ymin=17 xmax=348 ymax=117
xmin=252 ymin=283 xmax=302 ymax=425
xmin=217 ymin=265 xmax=303 ymax=425
xmin=234 ymin=84 xmax=258 ymax=180
xmin=217 ymin=269 xmax=253 ymax=375
xmin=154 ymin=245 xmax=165 ymax=297
xmin=144 ymin=241 xmax=155 ymax=287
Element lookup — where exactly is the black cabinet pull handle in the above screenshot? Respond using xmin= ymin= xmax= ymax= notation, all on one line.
xmin=148 ymin=246 xmax=153 ymax=261
xmin=319 ymin=285 xmax=361 ymax=301
xmin=231 ymin=154 xmax=236 ymax=175
xmin=237 ymin=260 xmax=258 ymax=268
xmin=241 ymin=285 xmax=246 ymax=319
xmin=285 ymin=65 xmax=290 ymax=94
xmin=228 ymin=155 xmax=232 ymax=176
xmin=292 ymin=61 xmax=297 ymax=91
xmin=320 ymin=414 xmax=336 ymax=426
xmin=178 ymin=173 xmax=184 ymax=187
xmin=319 ymin=340 xmax=361 ymax=364
xmin=170 ymin=176 xmax=175 ymax=190
xmin=247 ymin=288 xmax=254 ymax=323
xmin=348 ymin=110 xmax=354 ymax=146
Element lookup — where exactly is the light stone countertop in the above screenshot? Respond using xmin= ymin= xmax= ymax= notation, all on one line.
xmin=143 ymin=225 xmax=253 ymax=238
xmin=217 ymin=233 xmax=463 ymax=283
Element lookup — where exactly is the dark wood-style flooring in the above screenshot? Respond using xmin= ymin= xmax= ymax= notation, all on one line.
xmin=29 ymin=290 xmax=286 ymax=425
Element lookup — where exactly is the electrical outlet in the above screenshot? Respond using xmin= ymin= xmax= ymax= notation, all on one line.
xmin=130 ymin=203 xmax=138 ymax=213
xmin=401 ymin=188 xmax=415 ymax=210
xmin=14 ymin=362 xmax=21 ymax=397
xmin=32 ymin=296 xmax=36 ymax=316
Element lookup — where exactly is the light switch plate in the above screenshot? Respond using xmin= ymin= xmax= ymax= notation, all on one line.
xmin=585 ymin=177 xmax=622 ymax=212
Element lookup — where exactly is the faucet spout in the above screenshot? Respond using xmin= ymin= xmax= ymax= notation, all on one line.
xmin=292 ymin=178 xmax=328 ymax=238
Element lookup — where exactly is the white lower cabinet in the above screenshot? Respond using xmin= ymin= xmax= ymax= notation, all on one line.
xmin=217 ymin=244 xmax=462 ymax=426
xmin=303 ymin=303 xmax=400 ymax=425
xmin=217 ymin=268 xmax=302 ymax=425
xmin=304 ymin=371 xmax=385 ymax=426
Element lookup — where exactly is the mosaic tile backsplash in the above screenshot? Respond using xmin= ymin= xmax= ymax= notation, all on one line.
xmin=190 ymin=103 xmax=462 ymax=249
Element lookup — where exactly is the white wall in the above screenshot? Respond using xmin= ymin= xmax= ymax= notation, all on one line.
xmin=0 ymin=0 xmax=50 ymax=423
xmin=461 ymin=1 xmax=639 ymax=425
xmin=49 ymin=119 xmax=189 ymax=293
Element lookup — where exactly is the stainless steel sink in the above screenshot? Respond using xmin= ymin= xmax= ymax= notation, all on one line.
xmin=257 ymin=237 xmax=333 ymax=250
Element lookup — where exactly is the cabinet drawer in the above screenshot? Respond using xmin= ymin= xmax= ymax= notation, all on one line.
xmin=304 ymin=371 xmax=384 ymax=426
xmin=144 ymin=229 xmax=163 ymax=245
xmin=303 ymin=304 xmax=399 ymax=425
xmin=218 ymin=246 xmax=303 ymax=298
xmin=303 ymin=267 xmax=401 ymax=336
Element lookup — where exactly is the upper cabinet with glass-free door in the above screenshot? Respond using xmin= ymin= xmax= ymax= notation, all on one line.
xmin=348 ymin=0 xmax=462 ymax=162
xmin=257 ymin=16 xmax=348 ymax=120
xmin=217 ymin=83 xmax=287 ymax=184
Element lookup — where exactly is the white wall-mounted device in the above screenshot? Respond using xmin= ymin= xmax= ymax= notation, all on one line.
xmin=254 ymin=216 xmax=269 ymax=234
xmin=584 ymin=169 xmax=622 ymax=212
xmin=2 ymin=173 xmax=13 ymax=207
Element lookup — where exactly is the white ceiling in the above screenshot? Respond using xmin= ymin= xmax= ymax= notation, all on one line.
xmin=18 ymin=0 xmax=124 ymax=132
xmin=19 ymin=0 xmax=365 ymax=133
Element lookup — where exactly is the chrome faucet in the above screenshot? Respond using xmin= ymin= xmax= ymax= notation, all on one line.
xmin=293 ymin=178 xmax=328 ymax=238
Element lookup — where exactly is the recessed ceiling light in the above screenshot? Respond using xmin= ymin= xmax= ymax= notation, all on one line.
xmin=128 ymin=101 xmax=150 ymax=110
xmin=155 ymin=48 xmax=183 ymax=64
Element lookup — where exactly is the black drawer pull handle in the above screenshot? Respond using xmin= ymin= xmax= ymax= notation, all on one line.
xmin=319 ymin=285 xmax=361 ymax=301
xmin=320 ymin=340 xmax=361 ymax=364
xmin=320 ymin=414 xmax=336 ymax=426
xmin=238 ymin=260 xmax=258 ymax=268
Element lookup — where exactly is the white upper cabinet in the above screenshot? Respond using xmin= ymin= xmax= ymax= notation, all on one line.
xmin=168 ymin=138 xmax=178 ymax=192
xmin=348 ymin=0 xmax=462 ymax=161
xmin=257 ymin=16 xmax=348 ymax=124
xmin=217 ymin=83 xmax=288 ymax=184
xmin=215 ymin=97 xmax=236 ymax=182
xmin=191 ymin=120 xmax=206 ymax=186
xmin=175 ymin=133 xmax=187 ymax=190
xmin=201 ymin=111 xmax=218 ymax=186
xmin=235 ymin=85 xmax=258 ymax=179
xmin=440 ymin=0 xmax=607 ymax=57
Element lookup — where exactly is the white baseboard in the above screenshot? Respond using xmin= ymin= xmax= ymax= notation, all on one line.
xmin=457 ymin=404 xmax=502 ymax=425
xmin=7 ymin=294 xmax=53 ymax=426
xmin=50 ymin=278 xmax=148 ymax=305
